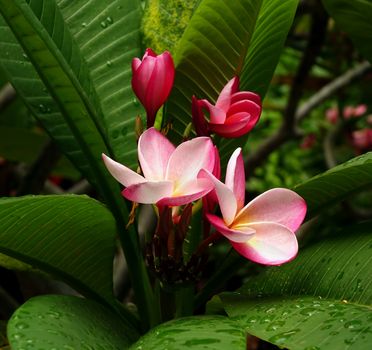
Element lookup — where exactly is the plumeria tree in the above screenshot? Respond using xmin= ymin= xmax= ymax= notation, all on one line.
xmin=0 ymin=0 xmax=371 ymax=349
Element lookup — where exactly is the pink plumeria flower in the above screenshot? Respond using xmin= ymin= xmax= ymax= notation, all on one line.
xmin=132 ymin=49 xmax=175 ymax=128
xmin=200 ymin=148 xmax=307 ymax=265
xmin=192 ymin=77 xmax=261 ymax=138
xmin=102 ymin=128 xmax=215 ymax=206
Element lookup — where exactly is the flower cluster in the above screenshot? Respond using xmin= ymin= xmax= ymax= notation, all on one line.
xmin=103 ymin=49 xmax=307 ymax=269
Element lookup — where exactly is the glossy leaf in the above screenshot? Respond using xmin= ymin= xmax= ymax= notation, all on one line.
xmin=221 ymin=295 xmax=372 ymax=350
xmin=237 ymin=222 xmax=372 ymax=305
xmin=294 ymin=152 xmax=372 ymax=218
xmin=0 ymin=195 xmax=116 ymax=303
xmin=241 ymin=0 xmax=299 ymax=99
xmin=8 ymin=295 xmax=138 ymax=349
xmin=218 ymin=0 xmax=299 ymax=165
xmin=218 ymin=222 xmax=372 ymax=349
xmin=165 ymin=0 xmax=263 ymax=142
xmin=0 ymin=0 xmax=122 ymax=206
xmin=164 ymin=0 xmax=298 ymax=168
xmin=129 ymin=316 xmax=246 ymax=349
xmin=57 ymin=0 xmax=144 ymax=169
xmin=322 ymin=0 xmax=372 ymax=62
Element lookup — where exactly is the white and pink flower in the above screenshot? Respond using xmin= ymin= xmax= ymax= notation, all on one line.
xmin=200 ymin=148 xmax=307 ymax=265
xmin=103 ymin=128 xmax=215 ymax=206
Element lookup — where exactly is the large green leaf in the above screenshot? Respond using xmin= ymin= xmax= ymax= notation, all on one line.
xmin=0 ymin=0 xmax=121 ymax=205
xmin=8 ymin=295 xmax=138 ymax=349
xmin=237 ymin=222 xmax=372 ymax=305
xmin=129 ymin=316 xmax=246 ymax=349
xmin=217 ymin=0 xmax=299 ymax=166
xmin=322 ymin=0 xmax=372 ymax=62
xmin=220 ymin=223 xmax=372 ymax=349
xmin=165 ymin=0 xmax=263 ymax=141
xmin=240 ymin=0 xmax=299 ymax=98
xmin=164 ymin=0 xmax=298 ymax=167
xmin=0 ymin=1 xmax=153 ymax=329
xmin=294 ymin=152 xmax=372 ymax=218
xmin=0 ymin=195 xmax=116 ymax=304
xmin=57 ymin=0 xmax=144 ymax=169
xmin=221 ymin=295 xmax=372 ymax=350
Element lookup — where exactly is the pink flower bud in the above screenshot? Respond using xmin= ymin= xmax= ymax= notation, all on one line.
xmin=192 ymin=77 xmax=262 ymax=138
xmin=131 ymin=49 xmax=175 ymax=128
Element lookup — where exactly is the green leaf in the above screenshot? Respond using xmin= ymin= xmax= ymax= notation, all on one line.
xmin=0 ymin=1 xmax=121 ymax=204
xmin=241 ymin=0 xmax=299 ymax=99
xmin=165 ymin=0 xmax=263 ymax=141
xmin=0 ymin=195 xmax=116 ymax=304
xmin=237 ymin=222 xmax=372 ymax=305
xmin=164 ymin=0 xmax=298 ymax=167
xmin=322 ymin=0 xmax=372 ymax=62
xmin=8 ymin=295 xmax=138 ymax=349
xmin=217 ymin=0 xmax=299 ymax=166
xmin=129 ymin=316 xmax=246 ymax=349
xmin=57 ymin=0 xmax=144 ymax=169
xmin=221 ymin=295 xmax=372 ymax=350
xmin=219 ymin=223 xmax=372 ymax=349
xmin=294 ymin=152 xmax=372 ymax=218
xmin=0 ymin=1 xmax=154 ymax=329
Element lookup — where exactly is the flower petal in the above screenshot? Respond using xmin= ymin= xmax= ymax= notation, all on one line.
xmin=157 ymin=178 xmax=213 ymax=207
xmin=199 ymin=169 xmax=237 ymax=226
xmin=122 ymin=180 xmax=173 ymax=204
xmin=227 ymin=100 xmax=261 ymax=119
xmin=235 ymin=188 xmax=307 ymax=232
xmin=231 ymin=91 xmax=261 ymax=105
xmin=198 ymin=99 xmax=226 ymax=124
xmin=192 ymin=96 xmax=209 ymax=136
xmin=225 ymin=148 xmax=245 ymax=210
xmin=231 ymin=222 xmax=298 ymax=265
xmin=102 ymin=153 xmax=145 ymax=187
xmin=209 ymin=115 xmax=249 ymax=138
xmin=166 ymin=137 xmax=215 ymax=188
xmin=145 ymin=51 xmax=175 ymax=121
xmin=215 ymin=77 xmax=240 ymax=111
xmin=131 ymin=55 xmax=156 ymax=104
xmin=138 ymin=127 xmax=175 ymax=181
xmin=206 ymin=213 xmax=255 ymax=243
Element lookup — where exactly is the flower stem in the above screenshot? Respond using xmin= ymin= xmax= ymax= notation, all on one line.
xmin=194 ymin=249 xmax=242 ymax=309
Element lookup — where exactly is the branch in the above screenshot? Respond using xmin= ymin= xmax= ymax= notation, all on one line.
xmin=17 ymin=141 xmax=61 ymax=195
xmin=296 ymin=61 xmax=372 ymax=122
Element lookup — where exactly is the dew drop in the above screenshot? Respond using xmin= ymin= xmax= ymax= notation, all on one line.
xmin=15 ymin=322 xmax=29 ymax=330
xmin=100 ymin=21 xmax=107 ymax=29
xmin=344 ymin=320 xmax=362 ymax=329
xmin=38 ymin=104 xmax=47 ymax=113
xmin=81 ymin=22 xmax=87 ymax=28
xmin=106 ymin=16 xmax=113 ymax=24
xmin=106 ymin=60 xmax=113 ymax=67
xmin=268 ymin=329 xmax=300 ymax=345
